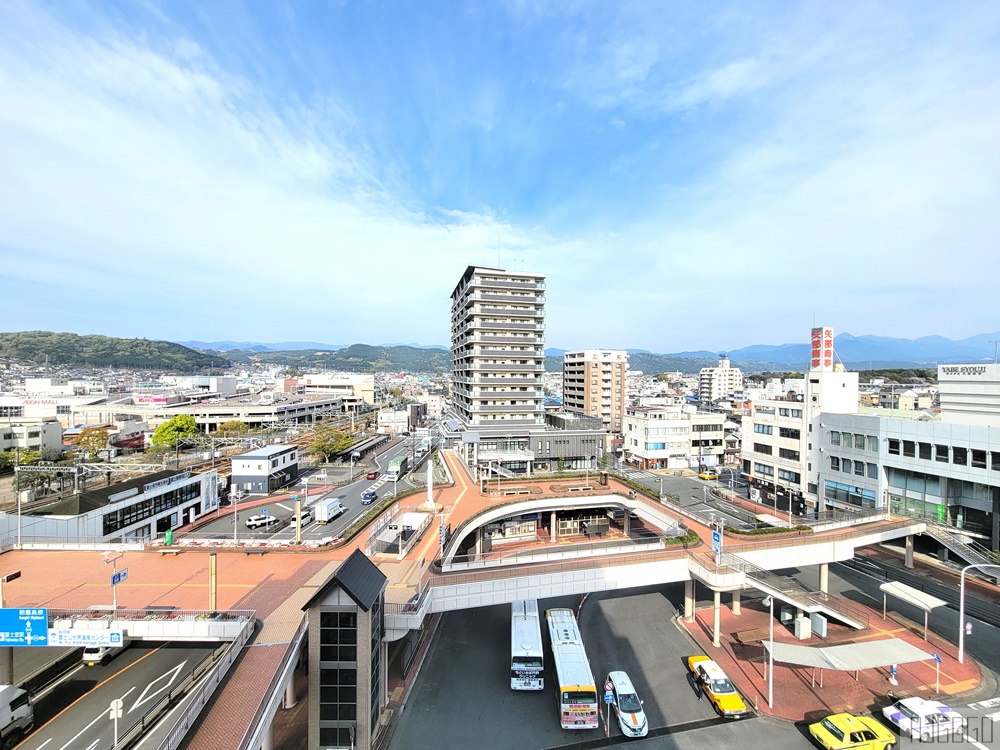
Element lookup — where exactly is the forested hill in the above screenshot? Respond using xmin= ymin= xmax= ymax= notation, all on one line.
xmin=0 ymin=331 xmax=227 ymax=371
xmin=220 ymin=343 xmax=451 ymax=372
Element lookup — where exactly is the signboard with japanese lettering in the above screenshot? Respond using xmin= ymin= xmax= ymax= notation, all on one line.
xmin=810 ymin=326 xmax=834 ymax=372
xmin=0 ymin=608 xmax=48 ymax=646
xmin=48 ymin=628 xmax=124 ymax=648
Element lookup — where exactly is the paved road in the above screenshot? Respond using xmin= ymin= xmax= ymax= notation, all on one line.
xmin=388 ymin=588 xmax=817 ymax=750
xmin=619 ymin=467 xmax=758 ymax=529
xmin=23 ymin=641 xmax=217 ymax=750
xmin=189 ymin=441 xmax=420 ymax=541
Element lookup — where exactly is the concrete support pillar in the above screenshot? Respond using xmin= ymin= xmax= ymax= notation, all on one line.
xmin=819 ymin=563 xmax=829 ymax=595
xmin=0 ymin=648 xmax=12 ymax=685
xmin=992 ymin=487 xmax=1000 ymax=553
xmin=474 ymin=527 xmax=482 ymax=556
xmin=731 ymin=589 xmax=741 ymax=616
xmin=938 ymin=544 xmax=949 ymax=563
xmin=712 ymin=590 xmax=721 ymax=648
xmin=624 ymin=511 xmax=630 ymax=536
xmin=550 ymin=511 xmax=558 ymax=544
xmin=904 ymin=535 xmax=914 ymax=569
xmin=684 ymin=579 xmax=695 ymax=623
xmin=260 ymin=721 xmax=274 ymax=750
xmin=283 ymin=675 xmax=297 ymax=709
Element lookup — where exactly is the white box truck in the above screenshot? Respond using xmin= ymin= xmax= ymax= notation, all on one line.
xmin=315 ymin=498 xmax=347 ymax=524
xmin=0 ymin=685 xmax=33 ymax=746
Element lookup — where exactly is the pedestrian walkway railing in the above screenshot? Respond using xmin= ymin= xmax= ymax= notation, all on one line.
xmin=720 ymin=553 xmax=869 ymax=629
xmin=925 ymin=525 xmax=1000 ymax=567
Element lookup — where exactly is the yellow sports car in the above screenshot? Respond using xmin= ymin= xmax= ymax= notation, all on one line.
xmin=686 ymin=656 xmax=749 ymax=718
xmin=809 ymin=713 xmax=897 ymax=750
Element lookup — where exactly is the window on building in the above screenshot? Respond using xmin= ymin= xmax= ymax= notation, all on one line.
xmin=778 ymin=448 xmax=800 ymax=461
xmin=754 ymin=443 xmax=773 ymax=455
xmin=888 ymin=439 xmax=900 ymax=455
xmin=902 ymin=441 xmax=915 ymax=458
xmin=918 ymin=443 xmax=932 ymax=461
xmin=779 ymin=408 xmax=790 ymax=417
xmin=830 ymin=456 xmax=840 ymax=471
xmin=830 ymin=431 xmax=841 ymax=446
xmin=852 ymin=434 xmax=863 ymax=449
xmin=791 ymin=409 xmax=802 ymax=417
xmin=992 ymin=451 xmax=1000 ymax=471
xmin=854 ymin=461 xmax=865 ymax=476
xmin=953 ymin=446 xmax=968 ymax=466
xmin=866 ymin=435 xmax=878 ymax=452
xmin=779 ymin=427 xmax=800 ymax=440
xmin=755 ymin=463 xmax=774 ymax=478
xmin=867 ymin=463 xmax=878 ymax=479
xmin=972 ymin=449 xmax=987 ymax=469
xmin=778 ymin=469 xmax=801 ymax=483
xmin=754 ymin=424 xmax=773 ymax=435
xmin=842 ymin=458 xmax=853 ymax=474
xmin=935 ymin=445 xmax=948 ymax=462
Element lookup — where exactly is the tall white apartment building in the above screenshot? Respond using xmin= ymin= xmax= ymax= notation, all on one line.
xmin=450 ymin=266 xmax=546 ymax=428
xmin=562 ymin=350 xmax=629 ymax=432
xmin=699 ymin=356 xmax=744 ymax=403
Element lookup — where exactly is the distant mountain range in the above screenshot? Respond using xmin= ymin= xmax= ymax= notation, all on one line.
xmin=667 ymin=332 xmax=1000 ymax=368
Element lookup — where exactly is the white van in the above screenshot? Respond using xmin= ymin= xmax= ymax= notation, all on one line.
xmin=82 ymin=642 xmax=127 ymax=667
xmin=606 ymin=671 xmax=648 ymax=738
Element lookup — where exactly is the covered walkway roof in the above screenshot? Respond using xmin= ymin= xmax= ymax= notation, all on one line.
xmin=879 ymin=581 xmax=948 ymax=613
xmin=763 ymin=638 xmax=933 ymax=671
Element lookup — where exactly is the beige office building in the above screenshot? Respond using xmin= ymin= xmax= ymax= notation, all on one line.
xmin=562 ymin=350 xmax=629 ymax=432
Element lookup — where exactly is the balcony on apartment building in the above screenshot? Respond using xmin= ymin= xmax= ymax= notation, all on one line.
xmin=472 ymin=403 xmax=543 ymax=413
xmin=464 ymin=292 xmax=546 ymax=305
xmin=468 ymin=277 xmax=546 ymax=291
xmin=469 ymin=306 xmax=544 ymax=318
xmin=475 ymin=363 xmax=545 ymax=373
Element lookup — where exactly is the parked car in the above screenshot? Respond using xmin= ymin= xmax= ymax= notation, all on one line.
xmin=245 ymin=514 xmax=280 ymax=530
xmin=361 ymin=490 xmax=378 ymax=505
xmin=809 ymin=713 xmax=896 ymax=750
xmin=366 ymin=471 xmax=380 ymax=480
xmin=882 ymin=697 xmax=966 ymax=741
xmin=606 ymin=671 xmax=648 ymax=738
xmin=698 ymin=470 xmax=719 ymax=480
xmin=686 ymin=656 xmax=749 ymax=718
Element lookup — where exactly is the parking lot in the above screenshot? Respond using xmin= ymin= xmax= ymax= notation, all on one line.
xmin=388 ymin=585 xmax=819 ymax=750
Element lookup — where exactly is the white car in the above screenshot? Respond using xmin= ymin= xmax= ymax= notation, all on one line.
xmin=245 ymin=514 xmax=279 ymax=530
xmin=882 ymin=697 xmax=966 ymax=741
xmin=606 ymin=670 xmax=648 ymax=738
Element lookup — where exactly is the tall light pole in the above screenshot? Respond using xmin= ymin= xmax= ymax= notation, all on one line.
xmin=350 ymin=451 xmax=361 ymax=481
xmin=764 ymin=595 xmax=774 ymax=708
xmin=959 ymin=563 xmax=1000 ymax=663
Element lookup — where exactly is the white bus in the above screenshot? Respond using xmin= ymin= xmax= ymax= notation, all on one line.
xmin=545 ymin=608 xmax=599 ymax=730
xmin=510 ymin=600 xmax=544 ymax=690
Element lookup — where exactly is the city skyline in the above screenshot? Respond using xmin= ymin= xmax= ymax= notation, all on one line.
xmin=2 ymin=3 xmax=999 ymax=351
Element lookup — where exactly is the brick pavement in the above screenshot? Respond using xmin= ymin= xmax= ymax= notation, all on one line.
xmin=680 ymin=595 xmax=984 ymax=723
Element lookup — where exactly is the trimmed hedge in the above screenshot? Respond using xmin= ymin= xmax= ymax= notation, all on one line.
xmin=724 ymin=524 xmax=811 ymax=536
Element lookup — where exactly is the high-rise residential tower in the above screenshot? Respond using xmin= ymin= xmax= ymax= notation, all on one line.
xmin=450 ymin=265 xmax=547 ymax=428
xmin=562 ymin=350 xmax=629 ymax=432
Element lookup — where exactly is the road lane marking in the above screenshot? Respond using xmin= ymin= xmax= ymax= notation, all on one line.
xmin=27 ymin=646 xmax=165 ymax=738
xmin=129 ymin=661 xmax=186 ymax=714
xmin=57 ymin=686 xmax=136 ymax=750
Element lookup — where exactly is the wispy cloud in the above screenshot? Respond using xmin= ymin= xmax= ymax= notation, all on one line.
xmin=1 ymin=2 xmax=999 ymax=353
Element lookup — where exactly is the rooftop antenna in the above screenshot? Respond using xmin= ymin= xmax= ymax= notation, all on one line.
xmin=991 ymin=340 xmax=999 ymax=364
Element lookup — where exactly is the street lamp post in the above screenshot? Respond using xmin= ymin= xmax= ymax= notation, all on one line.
xmin=349 ymin=451 xmax=361 ymax=481
xmin=764 ymin=595 xmax=774 ymax=707
xmin=959 ymin=563 xmax=1000 ymax=663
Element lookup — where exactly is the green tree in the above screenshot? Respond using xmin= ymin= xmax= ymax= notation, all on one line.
xmin=216 ymin=420 xmax=250 ymax=438
xmin=74 ymin=427 xmax=109 ymax=458
xmin=151 ymin=415 xmax=200 ymax=448
xmin=307 ymin=428 xmax=352 ymax=463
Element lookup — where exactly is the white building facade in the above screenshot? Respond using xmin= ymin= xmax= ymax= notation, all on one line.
xmin=698 ymin=356 xmax=744 ymax=403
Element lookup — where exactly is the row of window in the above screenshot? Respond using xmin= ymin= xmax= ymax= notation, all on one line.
xmin=830 ymin=432 xmax=879 ymax=451
xmin=829 ymin=456 xmax=879 ymax=479
xmin=752 ymin=424 xmax=801 ymax=439
xmin=887 ymin=439 xmax=1000 ymax=470
xmin=749 ymin=461 xmax=802 ymax=484
xmin=102 ymin=482 xmax=200 ymax=535
xmin=824 ymin=480 xmax=877 ymax=509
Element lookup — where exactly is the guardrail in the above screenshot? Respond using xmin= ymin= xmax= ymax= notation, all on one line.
xmin=443 ymin=532 xmax=669 ymax=572
xmin=131 ymin=616 xmax=255 ymax=750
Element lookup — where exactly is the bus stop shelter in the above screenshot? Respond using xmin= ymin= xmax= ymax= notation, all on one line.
xmin=763 ymin=638 xmax=934 ymax=688
xmin=879 ymin=581 xmax=948 ymax=640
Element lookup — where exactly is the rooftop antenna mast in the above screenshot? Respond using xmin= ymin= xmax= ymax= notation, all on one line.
xmin=991 ymin=340 xmax=999 ymax=364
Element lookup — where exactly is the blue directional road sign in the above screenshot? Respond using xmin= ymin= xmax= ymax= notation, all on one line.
xmin=0 ymin=608 xmax=48 ymax=646
xmin=932 ymin=652 xmax=942 ymax=664
xmin=604 ymin=692 xmax=614 ymax=704
xmin=111 ymin=568 xmax=128 ymax=587
xmin=261 ymin=508 xmax=268 ymax=517
xmin=712 ymin=530 xmax=722 ymax=554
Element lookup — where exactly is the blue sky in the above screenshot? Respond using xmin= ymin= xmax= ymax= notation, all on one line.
xmin=2 ymin=1 xmax=1000 ymax=353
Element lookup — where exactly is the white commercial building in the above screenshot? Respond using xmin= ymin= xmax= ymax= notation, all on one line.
xmin=300 ymin=373 xmax=376 ymax=407
xmin=622 ymin=406 xmax=725 ymax=471
xmin=0 ymin=420 xmax=64 ymax=457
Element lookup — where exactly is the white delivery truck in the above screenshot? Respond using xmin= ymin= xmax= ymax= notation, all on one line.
xmin=315 ymin=498 xmax=347 ymax=524
xmin=0 ymin=684 xmax=33 ymax=747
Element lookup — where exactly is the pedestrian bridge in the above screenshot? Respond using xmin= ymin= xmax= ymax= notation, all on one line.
xmin=383 ymin=516 xmax=925 ymax=640
xmin=49 ymin=608 xmax=254 ymax=643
